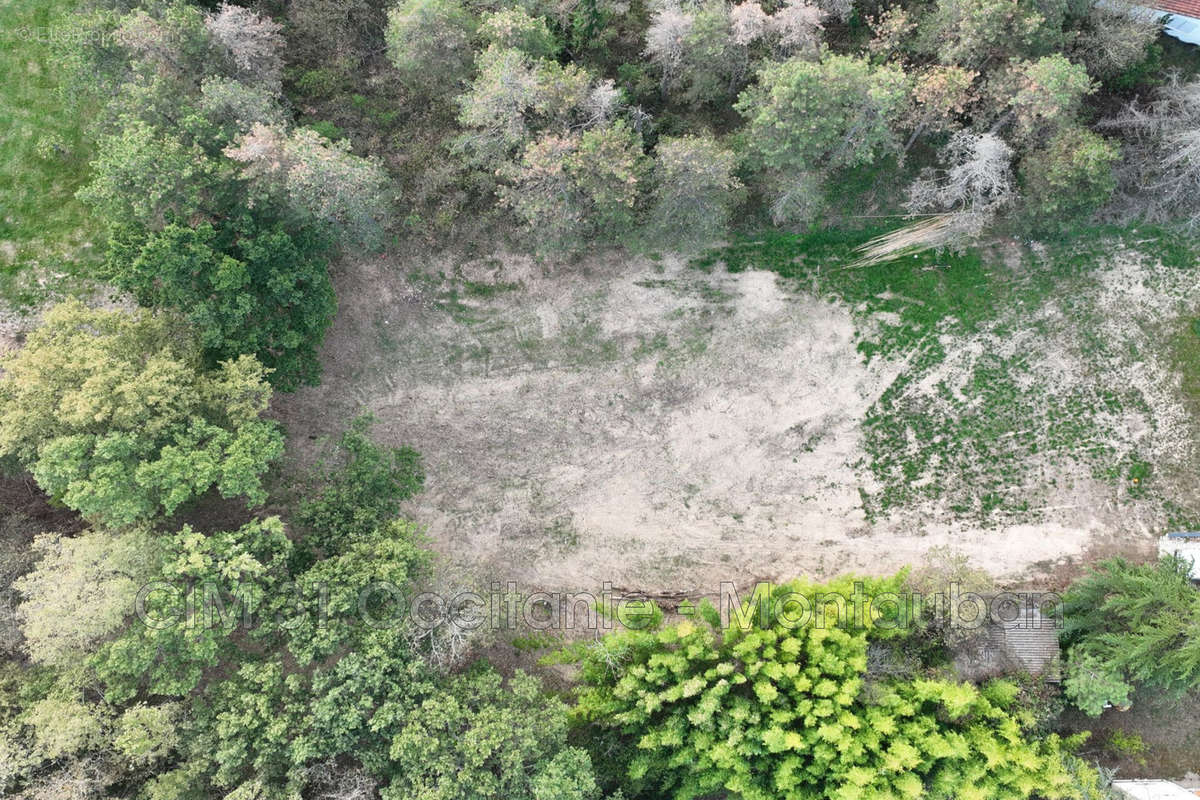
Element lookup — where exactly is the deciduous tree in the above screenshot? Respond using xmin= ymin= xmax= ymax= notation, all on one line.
xmin=501 ymin=121 xmax=647 ymax=249
xmin=479 ymin=7 xmax=559 ymax=59
xmin=1004 ymin=55 xmax=1096 ymax=142
xmin=386 ymin=0 xmax=477 ymax=95
xmin=383 ymin=668 xmax=600 ymax=800
xmin=648 ymin=134 xmax=743 ymax=244
xmin=105 ymin=217 xmax=337 ymax=390
xmin=15 ymin=527 xmax=161 ymax=669
xmin=205 ymin=2 xmax=285 ymax=95
xmin=226 ymin=124 xmax=393 ymax=251
xmin=737 ymin=54 xmax=911 ymax=176
xmin=0 ymin=302 xmax=283 ymax=525
xmin=1020 ymin=125 xmax=1119 ymax=225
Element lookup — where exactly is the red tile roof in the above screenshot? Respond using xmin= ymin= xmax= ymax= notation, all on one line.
xmin=1150 ymin=0 xmax=1200 ymax=18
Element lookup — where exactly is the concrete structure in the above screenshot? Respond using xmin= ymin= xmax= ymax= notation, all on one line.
xmin=1112 ymin=779 xmax=1199 ymax=799
xmin=1158 ymin=532 xmax=1200 ymax=581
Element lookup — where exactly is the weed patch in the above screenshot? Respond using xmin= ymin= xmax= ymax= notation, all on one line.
xmin=696 ymin=226 xmax=1200 ymax=523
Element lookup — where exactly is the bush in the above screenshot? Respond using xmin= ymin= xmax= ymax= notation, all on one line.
xmin=1020 ymin=126 xmax=1120 ymax=228
xmin=572 ymin=575 xmax=1083 ymax=800
xmin=296 ymin=414 xmax=425 ymax=552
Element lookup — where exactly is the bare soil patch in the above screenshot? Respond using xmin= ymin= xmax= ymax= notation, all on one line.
xmin=276 ymin=243 xmax=1198 ymax=595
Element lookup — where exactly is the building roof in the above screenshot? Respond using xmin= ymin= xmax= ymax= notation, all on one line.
xmin=994 ymin=608 xmax=1061 ymax=679
xmin=1148 ymin=0 xmax=1200 ymax=19
xmin=1112 ymin=779 xmax=1199 ymax=800
xmin=1103 ymin=0 xmax=1200 ymax=44
xmin=952 ymin=595 xmax=1061 ymax=682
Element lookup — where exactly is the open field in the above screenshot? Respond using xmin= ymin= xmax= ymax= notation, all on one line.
xmin=275 ymin=230 xmax=1199 ymax=594
xmin=0 ymin=0 xmax=98 ymax=312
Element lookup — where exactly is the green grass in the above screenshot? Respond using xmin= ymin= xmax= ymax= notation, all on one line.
xmin=695 ymin=225 xmax=1200 ymax=521
xmin=0 ymin=0 xmax=99 ymax=308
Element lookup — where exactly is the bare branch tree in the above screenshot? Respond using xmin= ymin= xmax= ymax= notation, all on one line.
xmin=205 ymin=3 xmax=285 ymax=95
xmin=1101 ymin=75 xmax=1200 ymax=228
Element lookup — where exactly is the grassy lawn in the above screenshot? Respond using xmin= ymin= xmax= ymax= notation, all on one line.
xmin=695 ymin=226 xmax=1200 ymax=526
xmin=0 ymin=0 xmax=99 ymax=309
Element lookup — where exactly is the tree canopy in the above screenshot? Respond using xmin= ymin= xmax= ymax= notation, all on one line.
xmin=0 ymin=301 xmax=283 ymax=526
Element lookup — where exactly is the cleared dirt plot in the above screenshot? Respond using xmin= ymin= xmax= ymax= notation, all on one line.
xmin=276 ymin=230 xmax=1200 ymax=593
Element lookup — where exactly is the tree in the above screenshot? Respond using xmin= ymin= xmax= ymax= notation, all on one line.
xmin=0 ymin=302 xmax=283 ymax=525
xmin=646 ymin=0 xmax=750 ymax=108
xmin=199 ymin=77 xmax=287 ymax=139
xmin=906 ymin=131 xmax=1015 ymax=242
xmin=113 ymin=704 xmax=183 ymax=767
xmin=918 ymin=0 xmax=1068 ymax=69
xmin=1071 ymin=1 xmax=1161 ymax=84
xmin=902 ymin=545 xmax=998 ymax=647
xmin=286 ymin=0 xmax=384 ymax=83
xmin=14 ymin=527 xmax=162 ymax=669
xmin=382 ymin=667 xmax=601 ymax=800
xmin=77 ymin=119 xmax=220 ymax=230
xmin=295 ymin=414 xmax=425 ymax=553
xmin=1019 ymin=126 xmax=1119 ymax=226
xmin=1099 ymin=76 xmax=1200 ymax=228
xmin=906 ymin=66 xmax=978 ymax=144
xmin=94 ymin=518 xmax=294 ymax=704
xmin=768 ymin=0 xmax=826 ymax=56
xmin=1059 ymin=556 xmax=1200 ymax=713
xmin=386 ymin=0 xmax=477 ymax=96
xmin=104 ymin=218 xmax=337 ymax=391
xmin=1005 ymin=55 xmax=1096 ymax=143
xmin=736 ymin=54 xmax=911 ymax=176
xmin=1063 ymin=652 xmax=1133 ymax=717
xmin=225 ymin=124 xmax=393 ymax=251
xmin=112 ymin=2 xmax=216 ymax=83
xmin=648 ymin=134 xmax=743 ymax=244
xmin=454 ymin=45 xmax=597 ymax=173
xmin=205 ymin=2 xmax=285 ymax=95
xmin=479 ymin=8 xmax=559 ymax=59
xmin=573 ymin=576 xmax=1083 ymax=800
xmin=284 ymin=521 xmax=431 ymax=666
xmin=500 ymin=121 xmax=647 ymax=249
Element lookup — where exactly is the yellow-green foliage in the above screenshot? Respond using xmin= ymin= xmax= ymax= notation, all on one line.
xmin=0 ymin=301 xmax=284 ymax=525
xmin=574 ymin=576 xmax=1084 ymax=800
xmin=14 ymin=526 xmax=161 ymax=669
xmin=25 ymin=696 xmax=105 ymax=761
xmin=113 ymin=703 xmax=181 ymax=766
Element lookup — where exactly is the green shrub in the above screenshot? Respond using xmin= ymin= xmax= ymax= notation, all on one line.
xmin=296 ymin=414 xmax=425 ymax=552
xmin=1020 ymin=127 xmax=1120 ymax=229
xmin=572 ymin=576 xmax=1083 ymax=800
